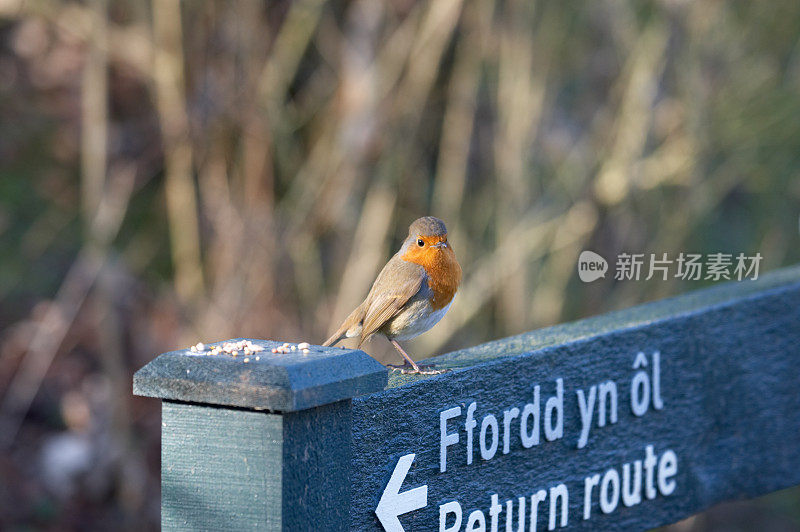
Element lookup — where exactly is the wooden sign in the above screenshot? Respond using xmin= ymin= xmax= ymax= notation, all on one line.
xmin=134 ymin=266 xmax=800 ymax=531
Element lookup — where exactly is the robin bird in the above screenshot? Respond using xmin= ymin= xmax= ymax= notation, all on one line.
xmin=323 ymin=216 xmax=462 ymax=374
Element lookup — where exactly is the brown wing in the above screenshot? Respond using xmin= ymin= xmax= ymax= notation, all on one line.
xmin=358 ymin=257 xmax=426 ymax=346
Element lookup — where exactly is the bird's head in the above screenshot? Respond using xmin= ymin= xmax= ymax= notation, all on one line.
xmin=400 ymin=216 xmax=457 ymax=268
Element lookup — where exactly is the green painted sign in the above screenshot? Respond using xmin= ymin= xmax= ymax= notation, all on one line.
xmin=134 ymin=266 xmax=800 ymax=531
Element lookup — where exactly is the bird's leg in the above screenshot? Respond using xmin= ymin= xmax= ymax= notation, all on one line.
xmin=388 ymin=339 xmax=422 ymax=372
xmin=387 ymin=339 xmax=447 ymax=375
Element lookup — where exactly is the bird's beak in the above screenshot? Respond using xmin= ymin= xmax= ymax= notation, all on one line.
xmin=432 ymin=241 xmax=448 ymax=249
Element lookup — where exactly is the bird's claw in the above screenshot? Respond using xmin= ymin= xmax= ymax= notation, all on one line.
xmin=387 ymin=363 xmax=449 ymax=375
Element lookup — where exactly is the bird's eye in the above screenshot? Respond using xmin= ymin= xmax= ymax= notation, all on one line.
xmin=417 ymin=238 xmax=425 ymax=247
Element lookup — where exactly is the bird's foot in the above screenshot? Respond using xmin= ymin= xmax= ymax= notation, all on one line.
xmin=387 ymin=363 xmax=449 ymax=375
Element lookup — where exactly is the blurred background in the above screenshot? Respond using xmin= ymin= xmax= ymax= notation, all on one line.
xmin=0 ymin=0 xmax=799 ymax=529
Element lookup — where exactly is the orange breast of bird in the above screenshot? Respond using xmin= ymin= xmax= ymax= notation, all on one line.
xmin=400 ymin=235 xmax=462 ymax=310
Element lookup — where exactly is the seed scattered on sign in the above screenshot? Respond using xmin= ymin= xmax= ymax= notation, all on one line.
xmin=189 ymin=339 xmax=265 ymax=358
xmin=273 ymin=343 xmax=293 ymax=354
xmin=271 ymin=341 xmax=311 ymax=354
xmin=187 ymin=340 xmax=313 ymax=358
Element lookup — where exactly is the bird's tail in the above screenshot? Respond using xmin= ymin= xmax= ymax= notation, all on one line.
xmin=322 ymin=302 xmax=367 ymax=347
xmin=321 ymin=329 xmax=346 ymax=347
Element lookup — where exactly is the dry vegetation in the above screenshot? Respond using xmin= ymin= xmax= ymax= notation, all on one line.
xmin=0 ymin=0 xmax=798 ymax=529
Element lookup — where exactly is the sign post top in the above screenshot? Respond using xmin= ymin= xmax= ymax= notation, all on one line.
xmin=133 ymin=338 xmax=387 ymax=412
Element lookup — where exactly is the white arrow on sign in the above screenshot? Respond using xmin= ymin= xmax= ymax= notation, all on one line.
xmin=375 ymin=453 xmax=428 ymax=532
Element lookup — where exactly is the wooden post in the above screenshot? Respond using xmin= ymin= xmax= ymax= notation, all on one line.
xmin=135 ymin=265 xmax=800 ymax=531
xmin=134 ymin=342 xmax=387 ymax=530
